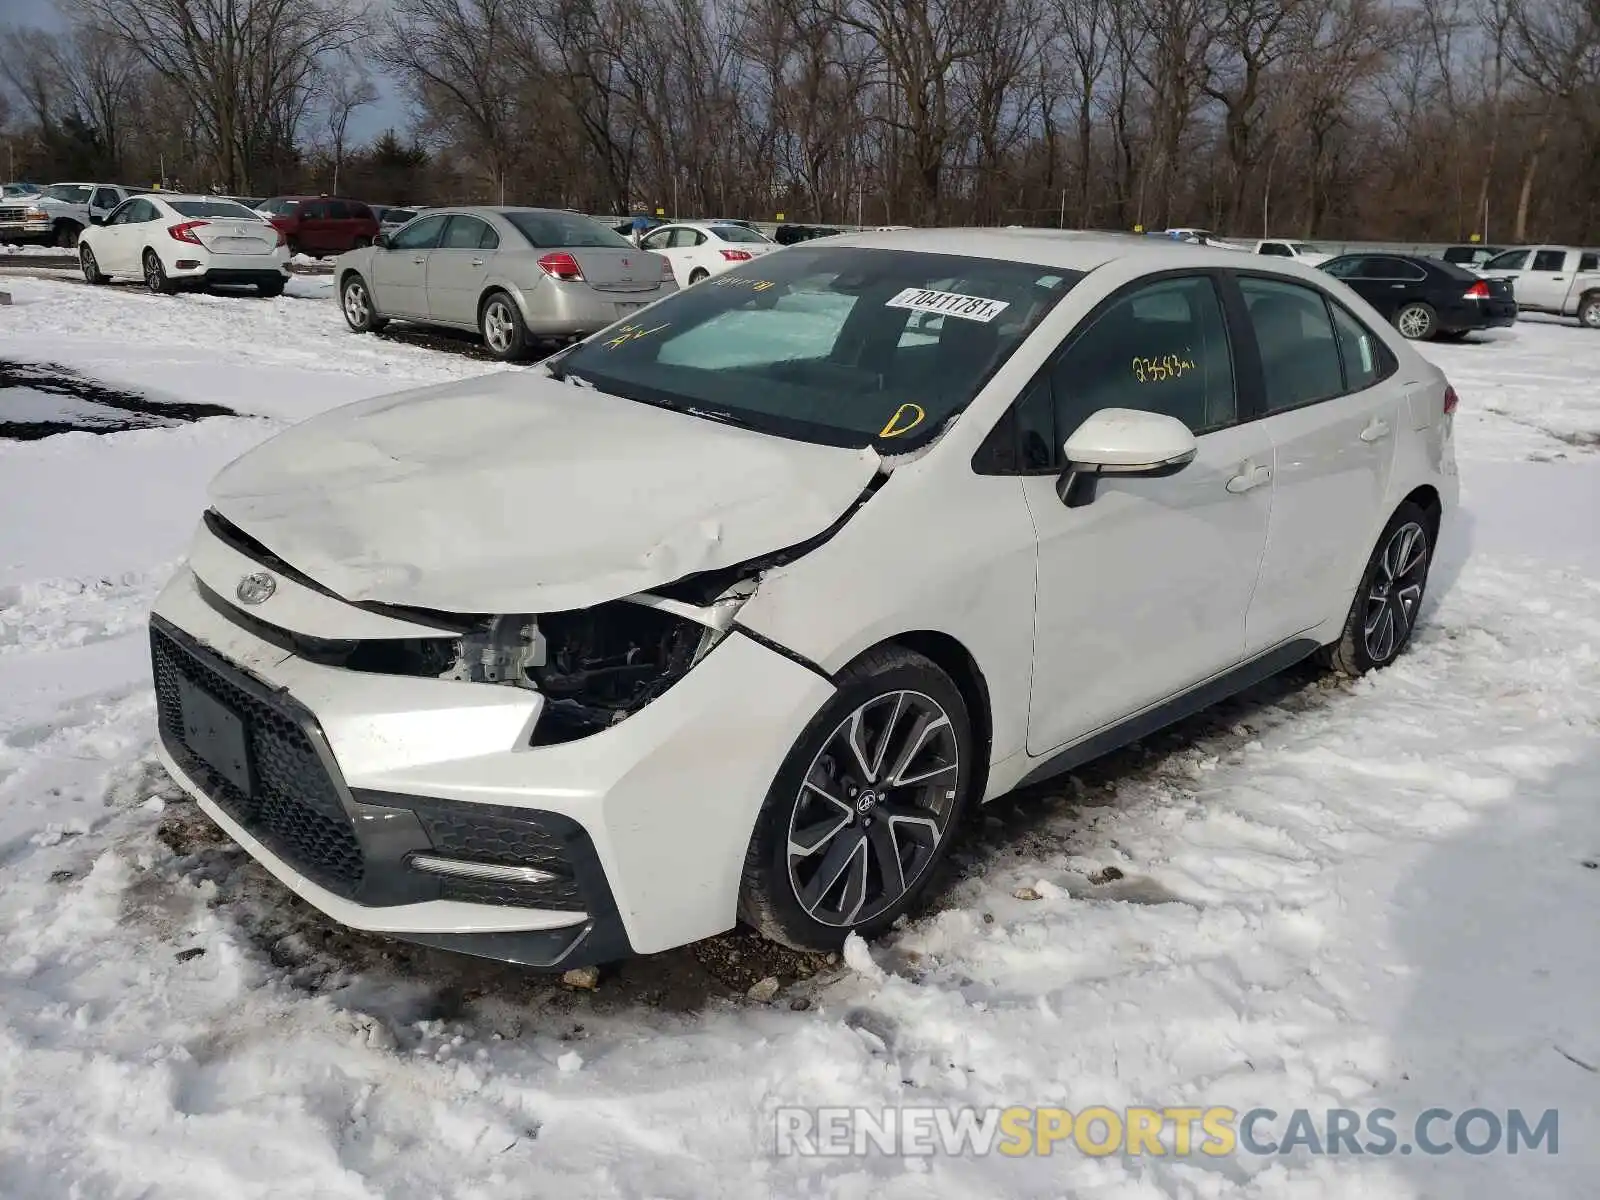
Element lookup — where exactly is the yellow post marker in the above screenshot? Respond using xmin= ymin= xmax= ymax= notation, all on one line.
xmin=655 ymin=207 xmax=665 ymax=216
xmin=1133 ymin=224 xmax=1144 ymax=233
xmin=776 ymin=212 xmax=785 ymax=221
xmin=1470 ymin=233 xmax=1481 ymax=243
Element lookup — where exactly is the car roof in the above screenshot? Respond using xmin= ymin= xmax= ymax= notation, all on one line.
xmin=144 ymin=193 xmax=260 ymax=204
xmin=808 ymin=227 xmax=1269 ymax=273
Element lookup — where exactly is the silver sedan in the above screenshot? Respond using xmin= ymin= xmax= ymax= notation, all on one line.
xmin=334 ymin=206 xmax=678 ymax=359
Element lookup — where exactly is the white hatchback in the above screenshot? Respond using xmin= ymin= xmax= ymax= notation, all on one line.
xmin=77 ymin=193 xmax=289 ymax=295
xmin=149 ymin=232 xmax=1458 ymax=967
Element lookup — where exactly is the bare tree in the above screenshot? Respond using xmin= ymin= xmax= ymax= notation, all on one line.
xmin=320 ymin=59 xmax=378 ymax=193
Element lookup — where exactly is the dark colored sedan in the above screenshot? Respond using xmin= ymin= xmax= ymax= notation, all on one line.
xmin=1320 ymin=252 xmax=1516 ymax=340
xmin=258 ymin=195 xmax=379 ymax=258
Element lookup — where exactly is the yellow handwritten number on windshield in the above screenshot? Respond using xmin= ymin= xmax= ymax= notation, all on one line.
xmin=879 ymin=403 xmax=926 ymax=438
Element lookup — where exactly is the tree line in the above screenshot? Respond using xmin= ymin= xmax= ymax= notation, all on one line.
xmin=2 ymin=0 xmax=1597 ymax=243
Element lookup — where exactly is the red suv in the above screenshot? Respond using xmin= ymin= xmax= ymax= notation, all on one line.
xmin=258 ymin=196 xmax=379 ymax=257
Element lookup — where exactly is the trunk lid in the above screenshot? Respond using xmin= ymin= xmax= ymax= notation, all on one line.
xmin=568 ymin=247 xmax=659 ymax=293
xmin=193 ymin=219 xmax=278 ymax=256
xmin=207 ymin=371 xmax=880 ymax=614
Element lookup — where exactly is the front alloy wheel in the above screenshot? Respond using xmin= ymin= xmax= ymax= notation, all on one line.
xmin=788 ymin=690 xmax=960 ymax=928
xmin=340 ymin=275 xmax=386 ymax=332
xmin=740 ymin=646 xmax=975 ymax=950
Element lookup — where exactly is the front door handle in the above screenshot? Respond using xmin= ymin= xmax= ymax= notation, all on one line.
xmin=1360 ymin=417 xmax=1392 ymax=443
xmin=413 ymin=256 xmax=426 ymax=264
xmin=470 ymin=257 xmax=485 ymax=266
xmin=1226 ymin=461 xmax=1272 ymax=493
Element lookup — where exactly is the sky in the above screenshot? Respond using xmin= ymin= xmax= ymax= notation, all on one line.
xmin=3 ymin=0 xmax=410 ymax=143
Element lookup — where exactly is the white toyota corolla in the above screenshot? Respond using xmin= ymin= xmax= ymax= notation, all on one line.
xmin=150 ymin=231 xmax=1458 ymax=967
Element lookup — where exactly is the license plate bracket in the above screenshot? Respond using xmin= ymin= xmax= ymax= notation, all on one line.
xmin=177 ymin=677 xmax=254 ymax=796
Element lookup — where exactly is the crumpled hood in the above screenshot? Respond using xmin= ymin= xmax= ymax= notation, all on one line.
xmin=207 ymin=371 xmax=880 ymax=614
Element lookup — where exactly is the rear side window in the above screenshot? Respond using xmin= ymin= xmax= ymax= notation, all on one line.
xmin=1238 ymin=276 xmax=1344 ymax=413
xmin=1327 ymin=301 xmax=1392 ymax=392
xmin=302 ymin=200 xmax=330 ymax=219
xmin=1582 ymin=253 xmax=1599 ymax=272
xmin=1260 ymin=242 xmax=1293 ymax=257
xmin=440 ymin=215 xmax=498 ymax=249
xmin=1050 ymin=275 xmax=1237 ymax=438
xmin=1531 ymin=250 xmax=1567 ymax=271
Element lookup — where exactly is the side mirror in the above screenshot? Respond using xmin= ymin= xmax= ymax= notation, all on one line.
xmin=1056 ymin=408 xmax=1197 ymax=508
xmin=90 ymin=214 xmax=105 ymax=226
xmin=373 ymin=232 xmax=389 ymax=249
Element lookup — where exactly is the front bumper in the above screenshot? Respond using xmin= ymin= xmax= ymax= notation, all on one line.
xmin=0 ymin=218 xmax=52 ymax=243
xmin=149 ymin=564 xmax=834 ymax=965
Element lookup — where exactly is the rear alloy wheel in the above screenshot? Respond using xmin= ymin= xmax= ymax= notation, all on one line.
xmin=79 ymin=245 xmax=107 ymax=285
xmin=340 ymin=274 xmax=386 ymax=332
xmin=142 ymin=249 xmax=175 ymax=294
xmin=1579 ymin=291 xmax=1600 ymax=330
xmin=479 ymin=291 xmax=528 ymax=360
xmin=739 ymin=646 xmax=975 ymax=950
xmin=1395 ymin=302 xmax=1437 ymax=340
xmin=1320 ymin=501 xmax=1435 ymax=675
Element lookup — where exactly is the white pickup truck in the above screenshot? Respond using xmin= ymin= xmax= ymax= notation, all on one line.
xmin=31 ymin=182 xmax=150 ymax=246
xmin=1248 ymin=238 xmax=1334 ymax=265
xmin=1477 ymin=246 xmax=1600 ymax=329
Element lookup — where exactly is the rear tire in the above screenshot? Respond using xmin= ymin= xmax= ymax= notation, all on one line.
xmin=79 ymin=245 xmax=107 ymax=285
xmin=738 ymin=646 xmax=976 ymax=951
xmin=1394 ymin=302 xmax=1437 ymax=340
xmin=340 ymin=273 xmax=386 ymax=332
xmin=257 ymin=277 xmax=286 ymax=298
xmin=1436 ymin=329 xmax=1470 ymax=342
xmin=142 ymin=249 xmax=175 ymax=295
xmin=1578 ymin=291 xmax=1600 ymax=330
xmin=479 ymin=290 xmax=529 ymax=360
xmin=1319 ymin=501 xmax=1435 ymax=676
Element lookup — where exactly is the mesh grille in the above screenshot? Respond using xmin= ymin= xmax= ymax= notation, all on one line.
xmin=152 ymin=625 xmax=365 ymax=895
xmin=409 ymin=801 xmax=584 ymax=911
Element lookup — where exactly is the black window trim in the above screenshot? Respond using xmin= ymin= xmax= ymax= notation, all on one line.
xmin=973 ymin=266 xmax=1251 ymax=476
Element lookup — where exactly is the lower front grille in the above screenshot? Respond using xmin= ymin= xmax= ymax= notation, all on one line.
xmin=405 ymin=799 xmax=586 ymax=910
xmin=151 ymin=624 xmax=365 ymax=895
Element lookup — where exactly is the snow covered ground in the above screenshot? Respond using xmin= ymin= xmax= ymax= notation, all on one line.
xmin=1 ymin=277 xmax=1597 ymax=1198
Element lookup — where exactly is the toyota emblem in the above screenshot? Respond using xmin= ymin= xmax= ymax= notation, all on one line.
xmin=236 ymin=571 xmax=277 ymax=605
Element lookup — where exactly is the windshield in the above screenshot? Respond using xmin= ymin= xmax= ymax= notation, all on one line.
xmin=3 ymin=183 xmax=41 ymax=196
xmin=43 ymin=184 xmax=93 ymax=203
xmin=169 ymin=199 xmax=263 ymax=219
xmin=549 ymin=246 xmax=1080 ymax=450
xmin=710 ymin=224 xmax=770 ymax=244
xmin=504 ymin=210 xmax=633 ymax=248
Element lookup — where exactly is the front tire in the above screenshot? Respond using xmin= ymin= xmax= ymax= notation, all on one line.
xmin=54 ymin=221 xmax=82 ymax=248
xmin=1320 ymin=501 xmax=1435 ymax=676
xmin=79 ymin=245 xmax=107 ymax=285
xmin=1395 ymin=302 xmax=1437 ymax=340
xmin=479 ymin=290 xmax=528 ymax=360
xmin=738 ymin=646 xmax=975 ymax=950
xmin=1578 ymin=291 xmax=1600 ymax=330
xmin=142 ymin=249 xmax=175 ymax=294
xmin=340 ymin=273 xmax=386 ymax=332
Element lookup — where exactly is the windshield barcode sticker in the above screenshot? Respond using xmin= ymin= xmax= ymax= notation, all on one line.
xmin=886 ymin=288 xmax=1010 ymax=323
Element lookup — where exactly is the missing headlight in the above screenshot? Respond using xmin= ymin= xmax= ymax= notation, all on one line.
xmin=528 ymin=601 xmax=712 ymax=745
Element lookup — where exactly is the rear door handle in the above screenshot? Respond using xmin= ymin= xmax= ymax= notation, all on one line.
xmin=413 ymin=256 xmax=426 ymax=264
xmin=470 ymin=258 xmax=485 ymax=267
xmin=1360 ymin=418 xmax=1392 ymax=443
xmin=1226 ymin=461 xmax=1272 ymax=493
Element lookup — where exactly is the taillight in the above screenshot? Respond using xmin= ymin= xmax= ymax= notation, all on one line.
xmin=719 ymin=249 xmax=753 ymax=261
xmin=167 ymin=221 xmax=207 ymax=245
xmin=537 ymin=252 xmax=584 ymax=281
xmin=1463 ymin=280 xmax=1490 ymax=299
xmin=273 ymin=228 xmax=286 ymax=247
xmin=1443 ymin=385 xmax=1459 ymax=415
xmin=659 ymin=256 xmax=674 ymax=278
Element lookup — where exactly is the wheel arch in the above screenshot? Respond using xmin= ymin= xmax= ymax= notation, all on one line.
xmin=856 ymin=630 xmax=994 ymax=804
xmin=1399 ymin=483 xmax=1442 ymax=539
